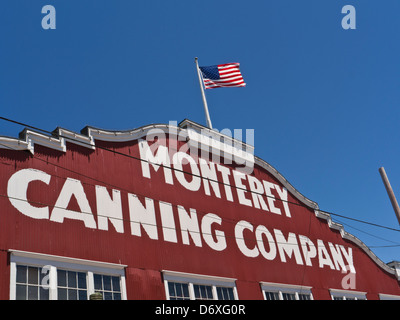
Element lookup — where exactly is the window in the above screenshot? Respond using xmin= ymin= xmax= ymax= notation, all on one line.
xmin=264 ymin=291 xmax=280 ymax=300
xmin=163 ymin=270 xmax=238 ymax=300
xmin=9 ymin=249 xmax=127 ymax=300
xmin=298 ymin=293 xmax=312 ymax=300
xmin=216 ymin=286 xmax=235 ymax=300
xmin=168 ymin=282 xmax=191 ymax=300
xmin=261 ymin=282 xmax=313 ymax=300
xmin=15 ymin=265 xmax=49 ymax=300
xmin=93 ymin=274 xmax=122 ymax=300
xmin=329 ymin=289 xmax=367 ymax=300
xmin=57 ymin=269 xmax=88 ymax=300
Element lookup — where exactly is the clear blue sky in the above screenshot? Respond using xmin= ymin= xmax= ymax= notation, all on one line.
xmin=0 ymin=1 xmax=399 ymax=263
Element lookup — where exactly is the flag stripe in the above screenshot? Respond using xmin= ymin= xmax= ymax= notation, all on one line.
xmin=204 ymin=74 xmax=243 ymax=81
xmin=199 ymin=62 xmax=246 ymax=89
xmin=204 ymin=81 xmax=246 ymax=87
xmin=204 ymin=78 xmax=244 ymax=85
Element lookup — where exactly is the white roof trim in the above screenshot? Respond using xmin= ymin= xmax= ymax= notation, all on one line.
xmin=9 ymin=249 xmax=127 ymax=270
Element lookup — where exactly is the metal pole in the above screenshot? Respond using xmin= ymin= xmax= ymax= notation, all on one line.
xmin=195 ymin=57 xmax=213 ymax=129
xmin=379 ymin=167 xmax=400 ymax=225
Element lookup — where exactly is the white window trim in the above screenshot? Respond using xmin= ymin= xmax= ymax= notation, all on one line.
xmin=260 ymin=282 xmax=314 ymax=300
xmin=9 ymin=249 xmax=127 ymax=300
xmin=329 ymin=288 xmax=367 ymax=300
xmin=162 ymin=270 xmax=238 ymax=300
xmin=379 ymin=293 xmax=400 ymax=300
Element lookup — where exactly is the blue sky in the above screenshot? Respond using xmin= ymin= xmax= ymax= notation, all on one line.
xmin=0 ymin=1 xmax=399 ymax=263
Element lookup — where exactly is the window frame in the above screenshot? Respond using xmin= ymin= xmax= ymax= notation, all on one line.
xmin=162 ymin=270 xmax=239 ymax=300
xmin=9 ymin=249 xmax=127 ymax=300
xmin=260 ymin=282 xmax=314 ymax=300
xmin=329 ymin=289 xmax=367 ymax=300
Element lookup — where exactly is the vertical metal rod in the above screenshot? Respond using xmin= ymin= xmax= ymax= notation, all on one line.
xmin=195 ymin=57 xmax=213 ymax=129
xmin=379 ymin=167 xmax=400 ymax=225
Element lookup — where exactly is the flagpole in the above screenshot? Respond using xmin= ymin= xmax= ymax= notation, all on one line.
xmin=195 ymin=57 xmax=213 ymax=129
xmin=379 ymin=167 xmax=400 ymax=226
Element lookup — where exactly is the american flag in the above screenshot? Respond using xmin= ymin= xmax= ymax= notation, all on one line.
xmin=199 ymin=63 xmax=246 ymax=89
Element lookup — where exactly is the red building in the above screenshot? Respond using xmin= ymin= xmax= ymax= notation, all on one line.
xmin=0 ymin=119 xmax=399 ymax=300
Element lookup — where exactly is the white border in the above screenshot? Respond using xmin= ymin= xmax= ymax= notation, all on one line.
xmin=379 ymin=293 xmax=400 ymax=300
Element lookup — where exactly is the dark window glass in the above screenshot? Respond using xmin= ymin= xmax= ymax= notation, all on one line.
xmin=264 ymin=291 xmax=280 ymax=300
xmin=68 ymin=289 xmax=77 ymax=300
xmin=28 ymin=285 xmax=38 ymax=300
xmin=16 ymin=265 xmax=27 ymax=284
xmin=112 ymin=276 xmax=120 ymax=291
xmin=77 ymin=272 xmax=87 ymax=289
xmin=58 ymin=288 xmax=67 ymax=300
xmin=27 ymin=267 xmax=39 ymax=285
xmin=103 ymin=275 xmax=112 ymax=291
xmin=94 ymin=274 xmax=102 ymax=290
xmin=16 ymin=284 xmax=26 ymax=300
xmin=217 ymin=287 xmax=235 ymax=300
xmin=67 ymin=271 xmax=77 ymax=288
xmin=58 ymin=270 xmax=67 ymax=287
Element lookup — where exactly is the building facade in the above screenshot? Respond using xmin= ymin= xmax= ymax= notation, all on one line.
xmin=0 ymin=119 xmax=399 ymax=300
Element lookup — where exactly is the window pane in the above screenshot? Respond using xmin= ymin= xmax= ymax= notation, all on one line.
xmin=112 ymin=276 xmax=120 ymax=292
xmin=68 ymin=271 xmax=77 ymax=288
xmin=282 ymin=293 xmax=296 ymax=300
xmin=68 ymin=289 xmax=78 ymax=300
xmin=216 ymin=287 xmax=222 ymax=299
xmin=103 ymin=275 xmax=111 ymax=291
xmin=265 ymin=291 xmax=280 ymax=300
xmin=58 ymin=288 xmax=67 ymax=300
xmin=176 ymin=283 xmax=182 ymax=297
xmin=299 ymin=293 xmax=311 ymax=300
xmin=226 ymin=288 xmax=234 ymax=300
xmin=113 ymin=292 xmax=121 ymax=300
xmin=40 ymin=267 xmax=49 ymax=287
xmin=222 ymin=287 xmax=228 ymax=299
xmin=104 ymin=291 xmax=113 ymax=300
xmin=77 ymin=272 xmax=87 ymax=289
xmin=168 ymin=282 xmax=190 ymax=300
xmin=168 ymin=282 xmax=176 ymax=297
xmin=16 ymin=284 xmax=26 ymax=300
xmin=217 ymin=287 xmax=234 ymax=300
xmin=194 ymin=284 xmax=213 ymax=300
xmin=28 ymin=285 xmax=38 ymax=300
xmin=78 ymin=290 xmax=87 ymax=300
xmin=194 ymin=284 xmax=200 ymax=298
xmin=28 ymin=267 xmax=39 ymax=285
xmin=206 ymin=286 xmax=213 ymax=299
xmin=40 ymin=287 xmax=49 ymax=300
xmin=94 ymin=274 xmax=102 ymax=290
xmin=182 ymin=283 xmax=189 ymax=298
xmin=58 ymin=270 xmax=67 ymax=287
xmin=16 ymin=265 xmax=27 ymax=284
xmin=200 ymin=285 xmax=206 ymax=298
